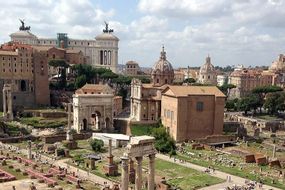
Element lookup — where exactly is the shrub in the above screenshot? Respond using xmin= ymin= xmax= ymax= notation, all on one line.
xmin=89 ymin=139 xmax=104 ymax=152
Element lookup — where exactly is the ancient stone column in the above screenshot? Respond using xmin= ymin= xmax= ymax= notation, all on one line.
xmin=27 ymin=141 xmax=32 ymax=160
xmin=7 ymin=87 xmax=13 ymax=120
xmin=135 ymin=156 xmax=143 ymax=190
xmin=273 ymin=145 xmax=276 ymax=158
xmin=108 ymin=139 xmax=112 ymax=157
xmin=148 ymin=154 xmax=155 ymax=190
xmin=95 ymin=114 xmax=99 ymax=129
xmin=66 ymin=103 xmax=73 ymax=141
xmin=121 ymin=156 xmax=129 ymax=190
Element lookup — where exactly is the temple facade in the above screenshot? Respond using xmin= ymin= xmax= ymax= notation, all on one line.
xmin=130 ymin=46 xmax=174 ymax=122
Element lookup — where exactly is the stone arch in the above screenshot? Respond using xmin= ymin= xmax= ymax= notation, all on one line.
xmin=91 ymin=111 xmax=101 ymax=130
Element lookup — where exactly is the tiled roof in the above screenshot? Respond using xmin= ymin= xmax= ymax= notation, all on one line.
xmin=163 ymin=85 xmax=226 ymax=97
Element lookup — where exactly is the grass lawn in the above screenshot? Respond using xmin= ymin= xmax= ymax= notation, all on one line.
xmin=254 ymin=114 xmax=278 ymax=120
xmin=19 ymin=117 xmax=67 ymax=128
xmin=154 ymin=159 xmax=224 ymax=190
xmin=175 ymin=147 xmax=285 ymax=190
xmin=0 ymin=163 xmax=28 ymax=180
xmin=130 ymin=123 xmax=157 ymax=136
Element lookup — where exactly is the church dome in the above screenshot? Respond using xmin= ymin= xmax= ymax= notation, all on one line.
xmin=151 ymin=46 xmax=174 ymax=75
xmin=199 ymin=56 xmax=216 ymax=74
xmin=95 ymin=33 xmax=119 ymax=41
xmin=151 ymin=46 xmax=174 ymax=86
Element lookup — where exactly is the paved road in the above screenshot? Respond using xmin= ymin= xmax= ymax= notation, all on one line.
xmin=157 ymin=154 xmax=282 ymax=190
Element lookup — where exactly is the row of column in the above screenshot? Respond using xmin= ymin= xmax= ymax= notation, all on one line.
xmin=2 ymin=85 xmax=13 ymax=120
xmin=121 ymin=154 xmax=155 ymax=190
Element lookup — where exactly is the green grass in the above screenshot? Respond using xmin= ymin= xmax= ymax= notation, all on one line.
xmin=175 ymin=150 xmax=285 ymax=190
xmin=19 ymin=117 xmax=67 ymax=128
xmin=0 ymin=112 xmax=3 ymax=117
xmin=154 ymin=159 xmax=224 ymax=190
xmin=0 ymin=164 xmax=28 ymax=180
xmin=130 ymin=123 xmax=158 ymax=136
xmin=254 ymin=114 xmax=278 ymax=120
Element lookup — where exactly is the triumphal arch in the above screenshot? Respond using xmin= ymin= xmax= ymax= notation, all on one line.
xmin=73 ymin=84 xmax=114 ymax=133
xmin=121 ymin=136 xmax=157 ymax=190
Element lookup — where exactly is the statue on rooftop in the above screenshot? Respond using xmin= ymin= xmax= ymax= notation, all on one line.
xmin=103 ymin=21 xmax=114 ymax=33
xmin=19 ymin=19 xmax=31 ymax=31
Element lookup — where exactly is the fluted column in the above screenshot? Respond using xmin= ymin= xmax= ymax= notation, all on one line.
xmin=121 ymin=156 xmax=129 ymax=190
xmin=135 ymin=156 xmax=143 ymax=190
xmin=148 ymin=154 xmax=155 ymax=190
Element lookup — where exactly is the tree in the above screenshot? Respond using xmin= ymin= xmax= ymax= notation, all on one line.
xmin=49 ymin=59 xmax=69 ymax=89
xmin=237 ymin=97 xmax=251 ymax=115
xmin=151 ymin=127 xmax=176 ymax=154
xmin=252 ymin=86 xmax=283 ymax=113
xmin=225 ymin=98 xmax=238 ymax=111
xmin=74 ymin=75 xmax=87 ymax=89
xmin=183 ymin=78 xmax=196 ymax=84
xmin=89 ymin=139 xmax=104 ymax=152
xmin=218 ymin=84 xmax=236 ymax=97
xmin=263 ymin=92 xmax=285 ymax=115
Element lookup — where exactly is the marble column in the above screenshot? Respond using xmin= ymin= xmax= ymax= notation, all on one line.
xmin=121 ymin=156 xmax=129 ymax=190
xmin=67 ymin=103 xmax=73 ymax=141
xmin=135 ymin=156 xmax=143 ymax=190
xmin=27 ymin=141 xmax=32 ymax=160
xmin=95 ymin=114 xmax=99 ymax=129
xmin=2 ymin=89 xmax=6 ymax=117
xmin=273 ymin=145 xmax=276 ymax=158
xmin=7 ymin=88 xmax=13 ymax=120
xmin=148 ymin=154 xmax=155 ymax=190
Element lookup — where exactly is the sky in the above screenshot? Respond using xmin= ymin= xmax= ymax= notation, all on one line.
xmin=0 ymin=0 xmax=285 ymax=68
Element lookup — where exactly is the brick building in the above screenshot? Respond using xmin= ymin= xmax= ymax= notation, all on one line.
xmin=0 ymin=42 xmax=50 ymax=109
xmin=161 ymin=86 xmax=225 ymax=142
xmin=125 ymin=61 xmax=140 ymax=76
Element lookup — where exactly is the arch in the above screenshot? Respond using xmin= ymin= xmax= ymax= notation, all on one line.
xmin=91 ymin=111 xmax=101 ymax=130
xmin=83 ymin=118 xmax=87 ymax=130
xmin=20 ymin=80 xmax=26 ymax=91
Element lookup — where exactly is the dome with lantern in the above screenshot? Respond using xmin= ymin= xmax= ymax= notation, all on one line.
xmin=151 ymin=46 xmax=174 ymax=86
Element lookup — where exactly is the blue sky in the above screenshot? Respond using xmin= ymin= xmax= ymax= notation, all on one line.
xmin=0 ymin=0 xmax=285 ymax=68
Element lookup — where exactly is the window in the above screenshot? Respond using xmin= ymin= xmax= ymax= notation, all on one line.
xmin=196 ymin=102 xmax=204 ymax=111
xmin=208 ymin=75 xmax=210 ymax=79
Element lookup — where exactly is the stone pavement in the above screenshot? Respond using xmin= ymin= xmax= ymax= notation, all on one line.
xmin=156 ymin=154 xmax=281 ymax=190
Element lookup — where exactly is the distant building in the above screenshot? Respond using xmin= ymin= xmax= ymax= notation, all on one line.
xmin=174 ymin=70 xmax=184 ymax=83
xmin=0 ymin=42 xmax=50 ymax=110
xmin=113 ymin=96 xmax=123 ymax=117
xmin=161 ymin=86 xmax=225 ymax=142
xmin=217 ymin=74 xmax=228 ymax=86
xmin=228 ymin=66 xmax=279 ymax=98
xmin=269 ymin=54 xmax=285 ymax=72
xmin=198 ymin=56 xmax=217 ymax=85
xmin=130 ymin=46 xmax=173 ymax=122
xmin=73 ymin=84 xmax=114 ymax=133
xmin=10 ymin=21 xmax=119 ymax=73
xmin=125 ymin=61 xmax=140 ymax=76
